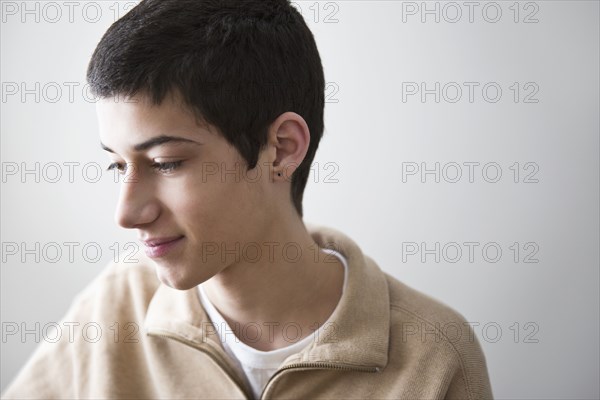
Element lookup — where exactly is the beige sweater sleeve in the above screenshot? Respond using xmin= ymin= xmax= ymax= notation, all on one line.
xmin=2 ymin=298 xmax=84 ymax=399
xmin=444 ymin=331 xmax=494 ymax=399
xmin=2 ymin=262 xmax=159 ymax=400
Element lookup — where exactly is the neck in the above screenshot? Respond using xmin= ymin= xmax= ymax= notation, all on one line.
xmin=201 ymin=216 xmax=344 ymax=350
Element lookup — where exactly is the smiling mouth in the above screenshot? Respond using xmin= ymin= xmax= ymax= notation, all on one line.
xmin=143 ymin=236 xmax=184 ymax=247
xmin=142 ymin=236 xmax=185 ymax=258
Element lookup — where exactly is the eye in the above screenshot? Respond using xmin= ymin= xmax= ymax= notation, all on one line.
xmin=151 ymin=161 xmax=183 ymax=174
xmin=106 ymin=162 xmax=127 ymax=175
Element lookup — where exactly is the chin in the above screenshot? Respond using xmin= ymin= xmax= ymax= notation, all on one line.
xmin=154 ymin=263 xmax=200 ymax=291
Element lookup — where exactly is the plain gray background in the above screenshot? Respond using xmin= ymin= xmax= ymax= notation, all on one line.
xmin=1 ymin=1 xmax=599 ymax=398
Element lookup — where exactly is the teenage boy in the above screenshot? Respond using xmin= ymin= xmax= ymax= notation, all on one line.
xmin=2 ymin=1 xmax=493 ymax=399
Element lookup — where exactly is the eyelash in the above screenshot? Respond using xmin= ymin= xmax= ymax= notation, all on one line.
xmin=106 ymin=161 xmax=184 ymax=174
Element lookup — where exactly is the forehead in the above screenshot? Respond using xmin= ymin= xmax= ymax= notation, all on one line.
xmin=96 ymin=93 xmax=212 ymax=147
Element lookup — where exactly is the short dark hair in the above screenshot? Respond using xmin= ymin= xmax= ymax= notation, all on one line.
xmin=87 ymin=0 xmax=326 ymax=218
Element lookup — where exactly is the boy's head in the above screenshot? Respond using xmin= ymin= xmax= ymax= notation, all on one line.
xmin=87 ymin=0 xmax=325 ymax=218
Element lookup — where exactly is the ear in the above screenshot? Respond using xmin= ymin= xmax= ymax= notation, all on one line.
xmin=267 ymin=112 xmax=310 ymax=182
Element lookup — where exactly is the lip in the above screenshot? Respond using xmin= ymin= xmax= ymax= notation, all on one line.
xmin=141 ymin=236 xmax=184 ymax=258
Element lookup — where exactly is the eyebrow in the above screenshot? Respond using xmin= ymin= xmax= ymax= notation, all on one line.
xmin=101 ymin=135 xmax=203 ymax=153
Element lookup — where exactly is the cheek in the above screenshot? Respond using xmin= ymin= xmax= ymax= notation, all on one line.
xmin=168 ymin=175 xmax=246 ymax=234
xmin=162 ymin=164 xmax=267 ymax=239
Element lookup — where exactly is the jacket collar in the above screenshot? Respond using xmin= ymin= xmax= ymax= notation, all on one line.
xmin=144 ymin=223 xmax=390 ymax=370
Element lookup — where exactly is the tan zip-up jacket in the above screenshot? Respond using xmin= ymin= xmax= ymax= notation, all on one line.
xmin=2 ymin=224 xmax=493 ymax=399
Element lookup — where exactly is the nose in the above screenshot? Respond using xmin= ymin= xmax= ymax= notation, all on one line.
xmin=114 ymin=168 xmax=160 ymax=229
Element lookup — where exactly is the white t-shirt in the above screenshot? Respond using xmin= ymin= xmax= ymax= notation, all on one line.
xmin=197 ymin=248 xmax=349 ymax=399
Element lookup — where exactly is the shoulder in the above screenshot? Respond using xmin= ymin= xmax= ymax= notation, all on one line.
xmin=67 ymin=255 xmax=161 ymax=322
xmin=385 ymin=272 xmax=470 ymax=328
xmin=384 ymin=271 xmax=480 ymax=348
xmin=0 ymin=258 xmax=162 ymax=399
xmin=383 ymin=273 xmax=494 ymax=399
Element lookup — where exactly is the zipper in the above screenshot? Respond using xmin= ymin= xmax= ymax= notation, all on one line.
xmin=147 ymin=329 xmax=254 ymax=399
xmin=259 ymin=362 xmax=381 ymax=399
xmin=148 ymin=329 xmax=381 ymax=400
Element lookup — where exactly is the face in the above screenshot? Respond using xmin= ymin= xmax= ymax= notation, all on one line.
xmin=96 ymin=93 xmax=279 ymax=290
